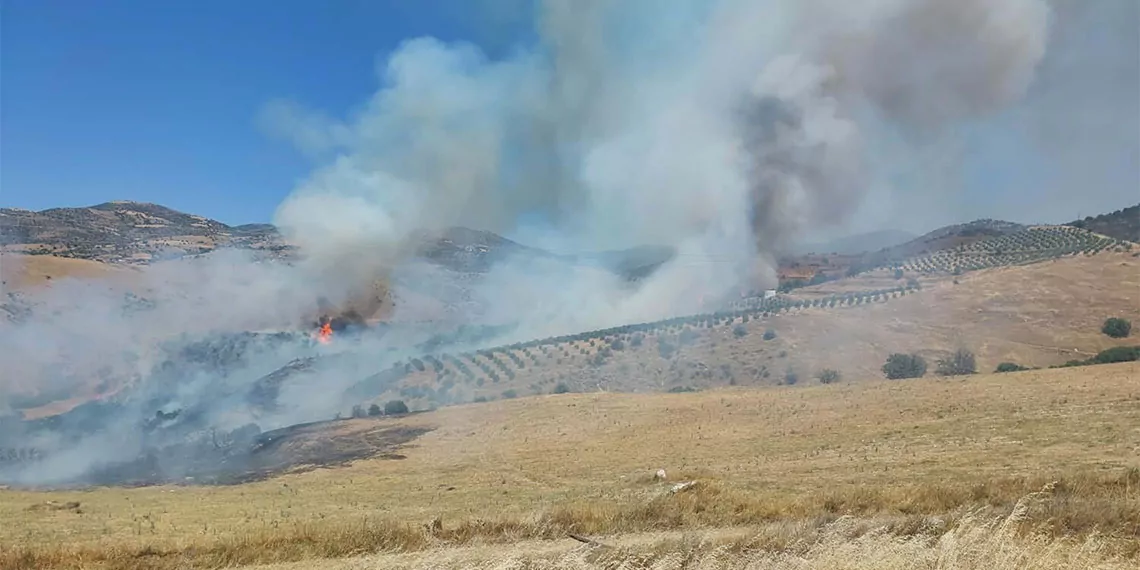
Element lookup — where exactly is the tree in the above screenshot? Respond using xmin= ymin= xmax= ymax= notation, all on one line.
xmin=935 ymin=349 xmax=977 ymax=376
xmin=882 ymin=353 xmax=927 ymax=379
xmin=817 ymin=369 xmax=841 ymax=384
xmin=384 ymin=400 xmax=409 ymax=415
xmin=368 ymin=403 xmax=382 ymax=416
xmin=1102 ymin=317 xmax=1132 ymax=339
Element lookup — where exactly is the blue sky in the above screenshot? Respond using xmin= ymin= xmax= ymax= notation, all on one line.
xmin=2 ymin=0 xmax=1135 ymax=232
xmin=1 ymin=0 xmax=533 ymax=225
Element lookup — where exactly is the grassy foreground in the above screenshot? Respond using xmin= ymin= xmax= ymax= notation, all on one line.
xmin=2 ymin=362 xmax=1138 ymax=569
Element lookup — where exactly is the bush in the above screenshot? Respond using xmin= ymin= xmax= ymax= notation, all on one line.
xmin=501 ymin=389 xmax=518 ymax=399
xmin=817 ymin=369 xmax=841 ymax=384
xmin=733 ymin=324 xmax=748 ymax=338
xmin=935 ymin=349 xmax=977 ymax=376
xmin=1092 ymin=346 xmax=1140 ymax=364
xmin=784 ymin=368 xmax=799 ymax=385
xmin=1102 ymin=317 xmax=1132 ymax=338
xmin=368 ymin=403 xmax=382 ymax=416
xmin=553 ymin=382 xmax=571 ymax=394
xmin=763 ymin=329 xmax=777 ymax=341
xmin=384 ymin=400 xmax=409 ymax=415
xmin=995 ymin=362 xmax=1028 ymax=373
xmin=882 ymin=353 xmax=927 ymax=379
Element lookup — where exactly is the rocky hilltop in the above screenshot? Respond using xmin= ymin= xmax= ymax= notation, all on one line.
xmin=0 ymin=201 xmax=290 ymax=264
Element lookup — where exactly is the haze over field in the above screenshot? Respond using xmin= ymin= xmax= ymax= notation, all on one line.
xmin=1 ymin=0 xmax=1138 ymax=490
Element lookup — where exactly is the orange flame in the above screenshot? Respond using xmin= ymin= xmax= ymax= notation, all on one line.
xmin=314 ymin=322 xmax=333 ymax=345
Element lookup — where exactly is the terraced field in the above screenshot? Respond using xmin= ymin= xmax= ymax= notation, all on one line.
xmin=893 ymin=226 xmax=1131 ymax=275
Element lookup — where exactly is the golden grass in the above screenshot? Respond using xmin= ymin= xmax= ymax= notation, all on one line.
xmin=0 ymin=253 xmax=140 ymax=293
xmin=249 ymin=512 xmax=1137 ymax=570
xmin=2 ymin=362 xmax=1138 ymax=568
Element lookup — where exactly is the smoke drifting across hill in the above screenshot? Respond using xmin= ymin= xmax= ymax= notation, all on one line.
xmin=0 ymin=0 xmax=1096 ymax=486
xmin=269 ymin=0 xmax=1052 ymax=328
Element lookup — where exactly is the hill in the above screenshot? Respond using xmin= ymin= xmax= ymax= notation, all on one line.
xmin=3 ymin=226 xmax=1136 ymax=422
xmin=1068 ymin=203 xmax=1140 ymax=242
xmin=291 ymin=249 xmax=1136 ymax=414
xmin=0 ymin=201 xmax=289 ymax=263
xmin=774 ymin=221 xmax=1132 ymax=289
xmin=792 ymin=228 xmax=917 ymax=255
xmin=3 ymin=362 xmax=1137 ymax=568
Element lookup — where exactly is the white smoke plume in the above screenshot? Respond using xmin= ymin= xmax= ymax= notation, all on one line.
xmin=271 ymin=0 xmax=1053 ymax=326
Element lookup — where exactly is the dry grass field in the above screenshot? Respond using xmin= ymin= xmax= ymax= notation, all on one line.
xmin=0 ymin=253 xmax=141 ymax=292
xmin=3 ymin=362 xmax=1138 ymax=569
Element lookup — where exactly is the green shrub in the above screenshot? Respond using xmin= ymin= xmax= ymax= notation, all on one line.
xmin=817 ymin=369 xmax=841 ymax=384
xmin=553 ymin=382 xmax=571 ymax=394
xmin=1092 ymin=346 xmax=1140 ymax=364
xmin=882 ymin=353 xmax=927 ymax=379
xmin=1102 ymin=318 xmax=1132 ymax=338
xmin=763 ymin=329 xmax=777 ymax=341
xmin=995 ymin=362 xmax=1028 ymax=373
xmin=935 ymin=349 xmax=977 ymax=376
xmin=368 ymin=403 xmax=382 ymax=416
xmin=501 ymin=389 xmax=518 ymax=399
xmin=733 ymin=324 xmax=748 ymax=338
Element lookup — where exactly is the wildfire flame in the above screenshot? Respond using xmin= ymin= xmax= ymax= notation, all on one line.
xmin=314 ymin=322 xmax=333 ymax=345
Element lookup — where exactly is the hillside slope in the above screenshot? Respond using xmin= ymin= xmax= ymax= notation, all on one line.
xmin=282 ymin=250 xmax=1140 ymax=415
xmin=4 ymin=362 xmax=1137 ymax=568
xmin=0 ymin=201 xmax=287 ymax=263
xmin=1069 ymin=203 xmax=1140 ymax=242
